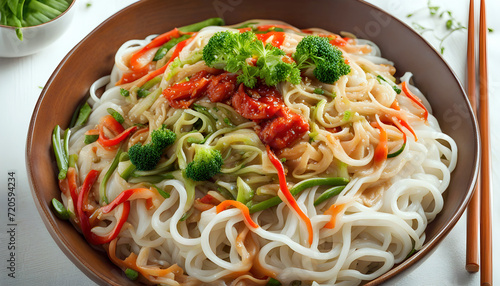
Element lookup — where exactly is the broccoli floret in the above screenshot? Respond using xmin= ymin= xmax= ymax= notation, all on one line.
xmin=254 ymin=43 xmax=301 ymax=86
xmin=202 ymin=31 xmax=300 ymax=88
xmin=128 ymin=126 xmax=177 ymax=171
xmin=185 ymin=146 xmax=223 ymax=181
xmin=202 ymin=31 xmax=254 ymax=70
xmin=151 ymin=125 xmax=176 ymax=149
xmin=293 ymin=35 xmax=351 ymax=84
xmin=128 ymin=143 xmax=162 ymax=171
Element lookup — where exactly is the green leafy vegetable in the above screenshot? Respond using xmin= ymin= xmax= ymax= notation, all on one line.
xmin=0 ymin=0 xmax=70 ymax=41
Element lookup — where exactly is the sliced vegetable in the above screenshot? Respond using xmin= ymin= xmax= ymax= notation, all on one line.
xmin=266 ymin=278 xmax=282 ymax=286
xmin=77 ymin=169 xmax=130 ymax=245
xmin=178 ymin=17 xmax=225 ymax=33
xmin=120 ymin=88 xmax=130 ymax=97
xmin=119 ymin=160 xmax=136 ymax=181
xmin=216 ymin=200 xmax=259 ymax=229
xmin=99 ymin=188 xmax=154 ymax=214
xmin=392 ymin=115 xmax=418 ymax=141
xmin=372 ymin=122 xmax=388 ymax=163
xmin=99 ymin=149 xmax=123 ymax=205
xmin=97 ymin=115 xmax=138 ymax=147
xmin=141 ymin=75 xmax=163 ymax=90
xmin=137 ymin=88 xmax=151 ymax=98
xmin=152 ymin=184 xmax=170 ymax=199
xmin=249 ymin=177 xmax=349 ymax=213
xmin=68 ymin=154 xmax=78 ymax=168
xmin=401 ymin=81 xmax=428 ymax=120
xmin=125 ymin=268 xmax=139 ymax=280
xmin=129 ymin=18 xmax=222 ymax=71
xmin=266 ymin=146 xmax=313 ymax=246
xmin=129 ymin=28 xmax=181 ymax=71
xmin=107 ymin=108 xmax=124 ymax=124
xmin=84 ymin=134 xmax=99 ymax=144
xmin=236 ymin=177 xmax=254 ymax=204
xmin=73 ymin=102 xmax=92 ymax=127
xmin=122 ymin=36 xmax=193 ymax=86
xmin=323 ymin=203 xmax=345 ymax=229
xmin=313 ymin=88 xmax=324 ymax=95
xmin=51 ymin=198 xmax=70 ymax=220
xmin=387 ymin=131 xmax=406 ymax=158
xmin=52 ymin=125 xmax=69 ymax=180
xmin=153 ymin=34 xmax=192 ymax=61
xmin=342 ymin=110 xmax=352 ymax=121
xmin=313 ymin=185 xmax=345 ymax=206
xmin=376 ymin=75 xmax=401 ymax=94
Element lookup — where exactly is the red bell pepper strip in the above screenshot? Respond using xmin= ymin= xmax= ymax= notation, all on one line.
xmin=256 ymin=32 xmax=286 ymax=48
xmin=216 ymin=200 xmax=259 ymax=229
xmin=99 ymin=188 xmax=154 ymax=214
xmin=97 ymin=115 xmax=137 ymax=147
xmin=118 ymin=35 xmax=194 ymax=86
xmin=117 ymin=64 xmax=154 ymax=85
xmin=318 ymin=34 xmax=348 ymax=47
xmin=135 ymin=36 xmax=195 ymax=86
xmin=77 ymin=170 xmax=130 ymax=245
xmin=266 ymin=146 xmax=314 ymax=246
xmin=67 ymin=167 xmax=79 ymax=211
xmin=129 ymin=28 xmax=180 ymax=71
xmin=401 ymin=81 xmax=428 ymax=121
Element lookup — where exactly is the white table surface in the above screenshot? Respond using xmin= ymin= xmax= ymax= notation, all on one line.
xmin=0 ymin=0 xmax=498 ymax=285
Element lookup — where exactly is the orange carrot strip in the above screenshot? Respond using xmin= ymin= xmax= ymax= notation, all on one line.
xmin=118 ymin=36 xmax=195 ymax=86
xmin=392 ymin=115 xmax=417 ymax=141
xmin=84 ymin=129 xmax=99 ymax=136
xmin=390 ymin=100 xmax=400 ymax=110
xmin=371 ymin=119 xmax=388 ymax=164
xmin=401 ymin=81 xmax=428 ymax=120
xmin=323 ymin=203 xmax=345 ymax=229
xmin=108 ymin=239 xmax=183 ymax=279
xmin=266 ymin=146 xmax=314 ymax=246
xmin=217 ymin=200 xmax=259 ymax=229
xmin=138 ymin=36 xmax=194 ymax=84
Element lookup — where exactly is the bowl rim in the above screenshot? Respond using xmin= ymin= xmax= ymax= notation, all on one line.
xmin=25 ymin=0 xmax=480 ymax=285
xmin=0 ymin=0 xmax=76 ymax=30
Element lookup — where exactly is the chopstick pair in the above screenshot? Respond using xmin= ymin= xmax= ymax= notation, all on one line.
xmin=465 ymin=0 xmax=492 ymax=285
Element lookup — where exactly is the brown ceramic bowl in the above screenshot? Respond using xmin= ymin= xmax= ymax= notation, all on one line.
xmin=26 ymin=0 xmax=479 ymax=285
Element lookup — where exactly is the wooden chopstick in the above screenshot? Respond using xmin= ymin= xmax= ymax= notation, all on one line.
xmin=479 ymin=0 xmax=492 ymax=284
xmin=465 ymin=0 xmax=480 ymax=273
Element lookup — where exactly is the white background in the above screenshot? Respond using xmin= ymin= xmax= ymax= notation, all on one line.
xmin=0 ymin=0 xmax=498 ymax=285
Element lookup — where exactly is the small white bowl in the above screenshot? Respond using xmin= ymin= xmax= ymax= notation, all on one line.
xmin=0 ymin=0 xmax=76 ymax=58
